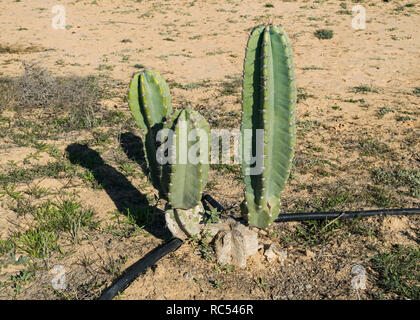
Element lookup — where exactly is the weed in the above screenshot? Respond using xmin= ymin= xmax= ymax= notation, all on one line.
xmin=105 ymin=208 xmax=149 ymax=238
xmin=371 ymin=166 xmax=419 ymax=198
xmin=337 ymin=9 xmax=352 ymax=15
xmin=189 ymin=233 xmax=214 ymax=261
xmin=219 ymin=75 xmax=241 ymax=96
xmin=376 ymin=106 xmax=395 ymax=118
xmin=35 ymin=200 xmax=98 ymax=243
xmin=395 ymin=114 xmax=417 ymax=122
xmin=211 ymin=163 xmax=241 ymax=178
xmin=286 ymin=218 xmax=345 ymax=246
xmin=104 ymin=255 xmax=127 ymax=276
xmin=353 ymin=85 xmax=377 ymax=93
xmin=204 ymin=208 xmax=221 ymax=224
xmin=344 ymin=98 xmax=365 ymax=104
xmin=365 ymin=185 xmax=401 ymax=208
xmin=301 ymin=66 xmax=324 ymax=70
xmin=371 ymin=245 xmax=419 ymax=299
xmin=297 ymin=88 xmax=315 ymax=102
xmin=9 ymin=270 xmax=34 ymax=296
xmin=0 ymin=44 xmax=43 ymax=54
xmin=212 ymin=279 xmax=224 ymax=289
xmin=0 ymin=62 xmax=111 ymax=131
xmin=314 ymin=29 xmax=333 ymax=40
xmin=17 ymin=228 xmax=59 ymax=259
xmin=255 ymin=277 xmax=268 ymax=291
xmin=357 ymin=137 xmax=391 ymax=157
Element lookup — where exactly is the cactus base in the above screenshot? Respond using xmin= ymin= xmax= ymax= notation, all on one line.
xmin=165 ymin=203 xmax=205 ymax=239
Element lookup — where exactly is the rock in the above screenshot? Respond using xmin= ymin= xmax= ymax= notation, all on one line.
xmin=213 ymin=221 xmax=258 ymax=268
xmin=183 ymin=272 xmax=194 ymax=280
xmin=202 ymin=219 xmax=231 ymax=238
xmin=214 ymin=231 xmax=232 ymax=265
xmin=258 ymin=229 xmax=268 ymax=236
xmin=264 ymin=244 xmax=287 ymax=265
xmin=305 ymin=249 xmax=316 ymax=260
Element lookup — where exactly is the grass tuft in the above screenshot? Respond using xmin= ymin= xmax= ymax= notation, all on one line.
xmin=371 ymin=245 xmax=420 ymax=300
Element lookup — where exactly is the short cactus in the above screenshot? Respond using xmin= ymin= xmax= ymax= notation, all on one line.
xmin=128 ymin=70 xmax=210 ymax=237
xmin=161 ymin=107 xmax=210 ymax=209
xmin=128 ymin=69 xmax=172 ymax=132
xmin=128 ymin=70 xmax=172 ymax=194
xmin=240 ymin=25 xmax=297 ymax=229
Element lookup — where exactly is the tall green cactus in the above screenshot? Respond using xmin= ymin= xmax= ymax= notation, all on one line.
xmin=241 ymin=25 xmax=297 ymax=229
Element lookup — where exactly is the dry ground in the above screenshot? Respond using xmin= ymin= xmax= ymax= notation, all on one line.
xmin=0 ymin=0 xmax=419 ymax=300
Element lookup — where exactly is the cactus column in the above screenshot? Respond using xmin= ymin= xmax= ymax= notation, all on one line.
xmin=128 ymin=70 xmax=172 ymax=196
xmin=241 ymin=25 xmax=297 ymax=229
xmin=162 ymin=107 xmax=210 ymax=209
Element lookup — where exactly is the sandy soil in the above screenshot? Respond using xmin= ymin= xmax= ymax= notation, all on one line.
xmin=0 ymin=0 xmax=419 ymax=300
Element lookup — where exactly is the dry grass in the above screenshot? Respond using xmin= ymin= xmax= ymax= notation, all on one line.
xmin=0 ymin=44 xmax=44 ymax=55
xmin=0 ymin=62 xmax=106 ymax=129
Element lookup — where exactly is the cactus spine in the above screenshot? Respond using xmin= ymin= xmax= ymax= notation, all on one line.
xmin=129 ymin=70 xmax=210 ymax=237
xmin=241 ymin=25 xmax=297 ymax=229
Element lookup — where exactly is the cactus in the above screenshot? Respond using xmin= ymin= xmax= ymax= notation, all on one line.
xmin=128 ymin=69 xmax=172 ymax=195
xmin=128 ymin=70 xmax=210 ymax=237
xmin=161 ymin=107 xmax=210 ymax=209
xmin=128 ymin=69 xmax=172 ymax=132
xmin=240 ymin=25 xmax=297 ymax=229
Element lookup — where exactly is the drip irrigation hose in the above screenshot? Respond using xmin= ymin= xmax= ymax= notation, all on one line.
xmin=274 ymin=208 xmax=420 ymax=222
xmin=98 ymin=238 xmax=183 ymax=300
xmin=203 ymin=194 xmax=226 ymax=212
xmin=202 ymin=194 xmax=420 ymax=223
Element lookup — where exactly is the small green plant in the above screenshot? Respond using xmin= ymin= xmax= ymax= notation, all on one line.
xmin=204 ymin=208 xmax=221 ymax=224
xmin=314 ymin=29 xmax=334 ymax=40
xmin=371 ymin=245 xmax=419 ymax=299
xmin=10 ymin=270 xmax=34 ymax=296
xmin=212 ymin=279 xmax=224 ymax=289
xmin=189 ymin=233 xmax=214 ymax=261
xmin=353 ymin=85 xmax=377 ymax=93
xmin=255 ymin=277 xmax=268 ymax=291
xmin=376 ymin=106 xmax=395 ymax=118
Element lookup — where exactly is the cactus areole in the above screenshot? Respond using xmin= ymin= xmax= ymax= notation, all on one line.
xmin=241 ymin=25 xmax=297 ymax=229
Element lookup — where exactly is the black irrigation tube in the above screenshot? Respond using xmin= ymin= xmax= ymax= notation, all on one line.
xmin=202 ymin=194 xmax=420 ymax=223
xmin=98 ymin=194 xmax=419 ymax=300
xmin=98 ymin=238 xmax=183 ymax=300
xmin=274 ymin=208 xmax=420 ymax=222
